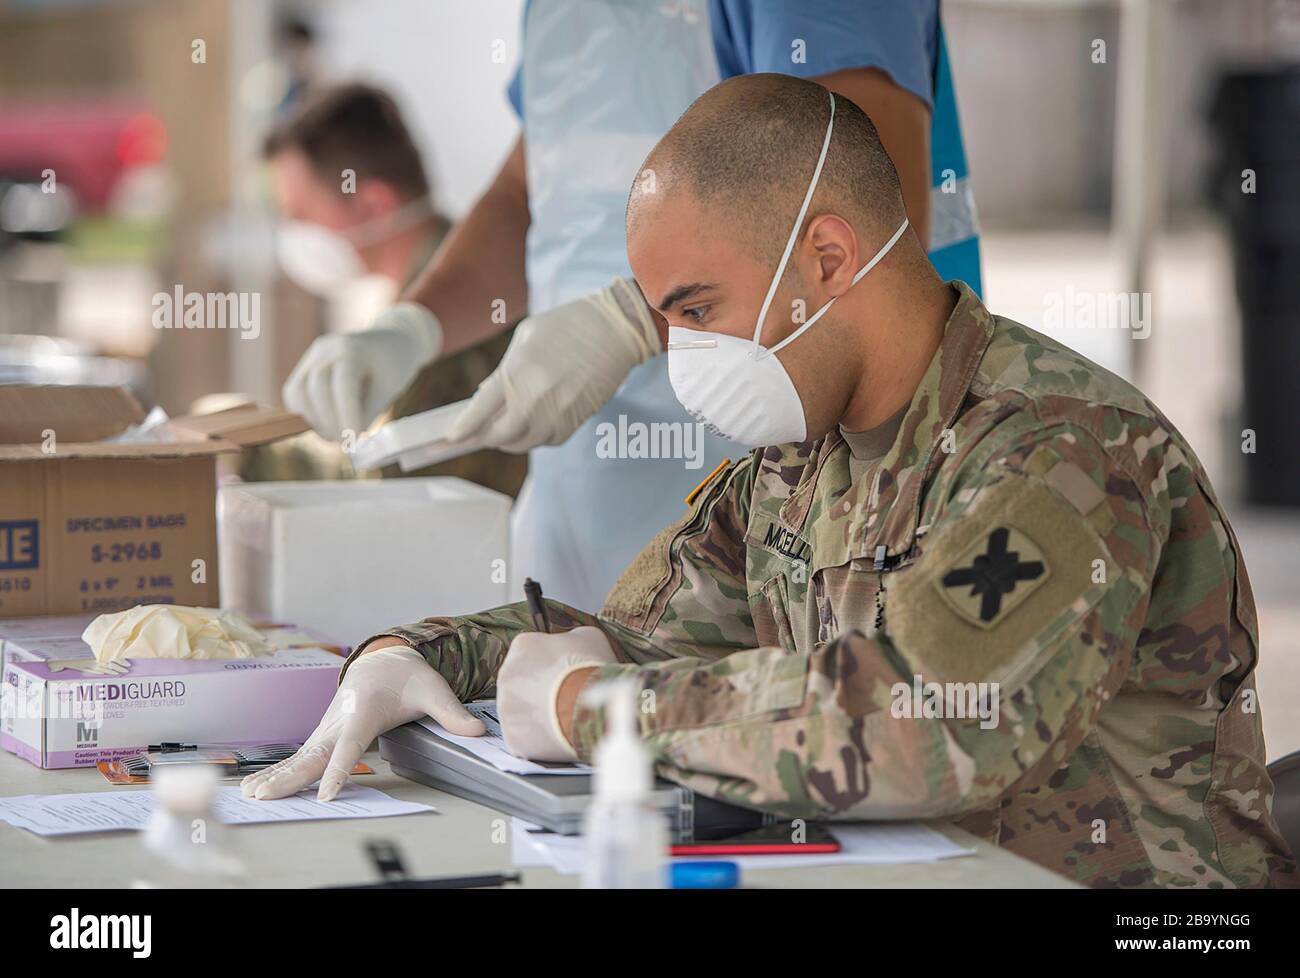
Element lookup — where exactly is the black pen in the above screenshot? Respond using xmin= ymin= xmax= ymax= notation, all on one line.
xmin=523 ymin=577 xmax=552 ymax=633
xmin=325 ymin=872 xmax=522 ymax=890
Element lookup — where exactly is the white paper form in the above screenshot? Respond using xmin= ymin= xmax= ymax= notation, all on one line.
xmin=511 ymin=818 xmax=974 ymax=875
xmin=0 ymin=785 xmax=433 ymax=837
xmin=416 ymin=700 xmax=590 ymax=777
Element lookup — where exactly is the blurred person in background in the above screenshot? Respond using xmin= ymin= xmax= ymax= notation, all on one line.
xmin=283 ymin=0 xmax=980 ymax=610
xmin=249 ymin=82 xmax=527 ymax=494
xmin=275 ymin=14 xmax=322 ymax=115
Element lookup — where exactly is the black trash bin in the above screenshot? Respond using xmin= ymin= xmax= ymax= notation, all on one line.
xmin=1209 ymin=67 xmax=1300 ymax=507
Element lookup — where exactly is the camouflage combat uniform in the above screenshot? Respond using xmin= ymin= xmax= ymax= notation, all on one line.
xmin=346 ymin=282 xmax=1298 ymax=888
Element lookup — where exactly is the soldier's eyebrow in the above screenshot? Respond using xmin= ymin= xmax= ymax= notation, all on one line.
xmin=656 ymin=282 xmax=718 ymax=313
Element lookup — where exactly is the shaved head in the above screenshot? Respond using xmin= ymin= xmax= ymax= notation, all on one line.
xmin=625 ymin=72 xmax=951 ymax=443
xmin=630 ymin=73 xmax=907 ymax=262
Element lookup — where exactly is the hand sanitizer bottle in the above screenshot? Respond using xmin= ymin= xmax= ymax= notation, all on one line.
xmin=135 ymin=764 xmax=247 ymax=888
xmin=581 ymin=681 xmax=668 ymax=889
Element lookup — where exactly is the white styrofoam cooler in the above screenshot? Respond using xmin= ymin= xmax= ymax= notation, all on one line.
xmin=218 ymin=478 xmax=511 ymax=647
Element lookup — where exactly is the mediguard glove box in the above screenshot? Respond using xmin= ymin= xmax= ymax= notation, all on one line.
xmin=0 ymin=386 xmax=308 ymax=620
xmin=218 ymin=478 xmax=512 ymax=648
xmin=0 ymin=613 xmax=96 ymax=672
xmin=1 ymin=639 xmax=346 ymax=770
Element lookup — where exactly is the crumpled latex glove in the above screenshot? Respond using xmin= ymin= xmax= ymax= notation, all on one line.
xmin=496 ymin=626 xmax=618 ymax=762
xmin=83 ymin=606 xmax=275 ymax=664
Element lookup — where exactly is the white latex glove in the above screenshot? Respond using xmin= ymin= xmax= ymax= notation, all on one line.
xmin=443 ymin=278 xmax=661 ymax=452
xmin=282 ymin=302 xmax=443 ymax=440
xmin=240 ymin=644 xmax=484 ymax=802
xmin=496 ymin=626 xmax=618 ymax=762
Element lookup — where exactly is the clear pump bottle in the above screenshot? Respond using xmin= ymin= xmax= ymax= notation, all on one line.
xmin=580 ymin=681 xmax=668 ymax=889
xmin=135 ymin=764 xmax=247 ymax=888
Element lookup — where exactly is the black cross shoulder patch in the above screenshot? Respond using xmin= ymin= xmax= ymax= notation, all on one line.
xmin=936 ymin=526 xmax=1050 ymax=628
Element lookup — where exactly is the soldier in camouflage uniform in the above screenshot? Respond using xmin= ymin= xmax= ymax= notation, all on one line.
xmin=349 ymin=278 xmax=1297 ymax=888
xmin=243 ymin=83 xmax=528 ymax=496
xmin=295 ymin=75 xmax=1297 ymax=887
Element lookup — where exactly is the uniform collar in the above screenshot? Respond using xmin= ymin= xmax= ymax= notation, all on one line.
xmin=780 ymin=281 xmax=996 ymax=563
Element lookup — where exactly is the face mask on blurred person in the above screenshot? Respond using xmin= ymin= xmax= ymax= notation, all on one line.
xmin=276 ymin=221 xmax=365 ymax=295
xmin=666 ymin=92 xmax=908 ymax=446
xmin=276 ymin=195 xmax=433 ymax=296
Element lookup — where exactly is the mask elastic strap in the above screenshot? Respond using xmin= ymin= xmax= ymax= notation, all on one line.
xmin=764 ymin=215 xmax=910 ymax=358
xmin=749 ymin=91 xmax=837 ymax=357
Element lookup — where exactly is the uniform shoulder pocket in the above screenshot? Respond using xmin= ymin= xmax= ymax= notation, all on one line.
xmin=887 ymin=470 xmax=1123 ymax=689
xmin=601 ymin=456 xmax=745 ymax=634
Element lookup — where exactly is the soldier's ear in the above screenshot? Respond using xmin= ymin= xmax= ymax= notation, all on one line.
xmin=804 ymin=214 xmax=855 ymax=291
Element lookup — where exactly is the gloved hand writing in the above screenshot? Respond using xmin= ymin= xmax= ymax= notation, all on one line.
xmin=496 ymin=626 xmax=618 ymax=761
xmin=240 ymin=643 xmax=484 ymax=802
xmin=282 ymin=302 xmax=443 ymax=440
xmin=443 ymin=278 xmax=660 ymax=452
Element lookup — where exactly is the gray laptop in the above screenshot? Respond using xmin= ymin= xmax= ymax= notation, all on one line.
xmin=380 ymin=721 xmax=770 ymax=843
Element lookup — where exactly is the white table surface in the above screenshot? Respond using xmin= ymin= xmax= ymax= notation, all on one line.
xmin=0 ymin=748 xmax=1078 ymax=888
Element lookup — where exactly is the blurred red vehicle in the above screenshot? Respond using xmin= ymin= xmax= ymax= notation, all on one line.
xmin=0 ymin=100 xmax=166 ymax=243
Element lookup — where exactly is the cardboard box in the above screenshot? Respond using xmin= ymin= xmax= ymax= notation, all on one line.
xmin=0 ymin=386 xmax=306 ymax=619
xmin=219 ymin=478 xmax=511 ymax=645
xmin=0 ymin=621 xmax=348 ymax=769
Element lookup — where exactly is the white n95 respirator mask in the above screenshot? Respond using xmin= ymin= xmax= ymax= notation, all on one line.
xmin=276 ymin=221 xmax=366 ymax=296
xmin=276 ymin=195 xmax=434 ymax=297
xmin=667 ymin=91 xmax=908 ymax=446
